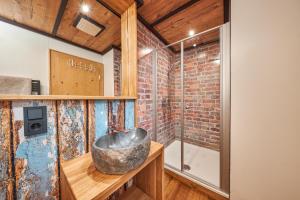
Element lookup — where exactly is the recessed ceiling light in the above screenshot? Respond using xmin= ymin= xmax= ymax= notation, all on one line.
xmin=193 ymin=44 xmax=197 ymax=47
xmin=189 ymin=30 xmax=195 ymax=36
xmin=81 ymin=4 xmax=90 ymax=13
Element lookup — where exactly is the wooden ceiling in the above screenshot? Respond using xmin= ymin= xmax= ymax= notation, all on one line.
xmin=138 ymin=0 xmax=225 ymax=51
xmin=56 ymin=0 xmax=121 ymax=53
xmin=0 ymin=0 xmax=227 ymax=54
xmin=0 ymin=0 xmax=61 ymax=33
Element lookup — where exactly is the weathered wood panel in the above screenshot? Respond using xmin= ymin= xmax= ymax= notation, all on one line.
xmin=0 ymin=101 xmax=12 ymax=182
xmin=88 ymin=100 xmax=108 ymax=151
xmin=58 ymin=100 xmax=87 ymax=162
xmin=12 ymin=100 xmax=59 ymax=199
xmin=0 ymin=101 xmax=13 ymax=200
xmin=110 ymin=100 xmax=125 ymax=130
xmin=125 ymin=100 xmax=135 ymax=129
xmin=0 ymin=180 xmax=13 ymax=200
xmin=0 ymin=99 xmax=136 ymax=199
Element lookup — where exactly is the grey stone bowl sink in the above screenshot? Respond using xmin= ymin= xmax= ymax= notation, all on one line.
xmin=91 ymin=128 xmax=151 ymax=174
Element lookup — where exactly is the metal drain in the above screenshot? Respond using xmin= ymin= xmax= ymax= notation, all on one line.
xmin=183 ymin=164 xmax=191 ymax=171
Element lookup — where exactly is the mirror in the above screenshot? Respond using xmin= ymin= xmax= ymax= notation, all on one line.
xmin=0 ymin=0 xmax=122 ymax=96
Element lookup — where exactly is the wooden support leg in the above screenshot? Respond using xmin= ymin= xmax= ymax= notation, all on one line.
xmin=135 ymin=160 xmax=157 ymax=199
xmin=156 ymin=151 xmax=164 ymax=200
xmin=135 ymin=150 xmax=164 ymax=200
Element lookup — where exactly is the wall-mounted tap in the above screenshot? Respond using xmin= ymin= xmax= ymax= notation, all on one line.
xmin=107 ymin=122 xmax=129 ymax=135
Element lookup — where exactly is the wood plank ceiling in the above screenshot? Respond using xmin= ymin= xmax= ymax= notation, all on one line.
xmin=0 ymin=0 xmax=226 ymax=54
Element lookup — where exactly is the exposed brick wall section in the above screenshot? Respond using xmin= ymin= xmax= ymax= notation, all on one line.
xmin=137 ymin=21 xmax=175 ymax=145
xmin=113 ymin=48 xmax=121 ymax=96
xmin=171 ymin=42 xmax=221 ymax=151
xmin=137 ymin=21 xmax=221 ymax=151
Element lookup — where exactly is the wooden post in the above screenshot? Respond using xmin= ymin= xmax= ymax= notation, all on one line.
xmin=121 ymin=2 xmax=137 ymax=97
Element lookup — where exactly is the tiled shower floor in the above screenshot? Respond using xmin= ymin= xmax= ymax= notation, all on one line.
xmin=164 ymin=140 xmax=220 ymax=187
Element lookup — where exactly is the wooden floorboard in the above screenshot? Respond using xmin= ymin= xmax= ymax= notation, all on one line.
xmin=165 ymin=173 xmax=213 ymax=200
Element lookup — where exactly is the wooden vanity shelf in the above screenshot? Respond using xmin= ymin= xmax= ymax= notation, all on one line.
xmin=60 ymin=141 xmax=164 ymax=200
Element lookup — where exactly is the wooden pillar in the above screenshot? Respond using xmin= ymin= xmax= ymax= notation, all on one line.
xmin=121 ymin=2 xmax=137 ymax=97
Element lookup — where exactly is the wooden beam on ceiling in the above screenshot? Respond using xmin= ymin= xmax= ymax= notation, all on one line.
xmin=52 ymin=0 xmax=68 ymax=34
xmin=137 ymin=14 xmax=176 ymax=53
xmin=150 ymin=0 xmax=200 ymax=26
xmin=224 ymin=0 xmax=230 ymax=23
xmin=135 ymin=0 xmax=144 ymax=8
xmin=96 ymin=0 xmax=121 ymax=18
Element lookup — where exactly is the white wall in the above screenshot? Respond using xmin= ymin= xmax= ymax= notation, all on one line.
xmin=0 ymin=21 xmax=117 ymax=95
xmin=102 ymin=49 xmax=114 ymax=96
xmin=231 ymin=0 xmax=300 ymax=199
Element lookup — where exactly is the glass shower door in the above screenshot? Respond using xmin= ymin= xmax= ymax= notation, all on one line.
xmin=152 ymin=23 xmax=230 ymax=194
xmin=182 ymin=30 xmax=222 ymax=188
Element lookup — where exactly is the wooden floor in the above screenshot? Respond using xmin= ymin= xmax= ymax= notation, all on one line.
xmin=165 ymin=173 xmax=213 ymax=200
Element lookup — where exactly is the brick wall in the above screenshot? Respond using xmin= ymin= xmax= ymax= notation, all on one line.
xmin=136 ymin=21 xmax=220 ymax=151
xmin=137 ymin=21 xmax=175 ymax=145
xmin=113 ymin=48 xmax=121 ymax=96
xmin=171 ymin=43 xmax=221 ymax=151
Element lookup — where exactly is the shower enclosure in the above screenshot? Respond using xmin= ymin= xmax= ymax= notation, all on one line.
xmin=145 ymin=23 xmax=230 ymax=195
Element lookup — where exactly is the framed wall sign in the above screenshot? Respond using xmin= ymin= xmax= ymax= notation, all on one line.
xmin=49 ymin=50 xmax=104 ymax=96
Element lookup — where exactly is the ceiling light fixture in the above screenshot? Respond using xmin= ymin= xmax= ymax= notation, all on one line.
xmin=189 ymin=30 xmax=195 ymax=36
xmin=81 ymin=4 xmax=90 ymax=13
xmin=74 ymin=15 xmax=105 ymax=37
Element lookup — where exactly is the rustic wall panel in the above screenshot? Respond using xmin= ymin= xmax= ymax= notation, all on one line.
xmin=88 ymin=100 xmax=108 ymax=150
xmin=57 ymin=100 xmax=87 ymax=161
xmin=110 ymin=100 xmax=125 ymax=130
xmin=12 ymin=100 xmax=59 ymax=199
xmin=0 ymin=99 xmax=135 ymax=199
xmin=125 ymin=100 xmax=135 ymax=129
xmin=0 ymin=101 xmax=12 ymax=182
xmin=0 ymin=180 xmax=13 ymax=200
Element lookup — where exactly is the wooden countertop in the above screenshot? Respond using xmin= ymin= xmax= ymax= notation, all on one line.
xmin=0 ymin=95 xmax=136 ymax=100
xmin=60 ymin=141 xmax=164 ymax=200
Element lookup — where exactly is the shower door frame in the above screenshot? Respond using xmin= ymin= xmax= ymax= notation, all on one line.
xmin=152 ymin=23 xmax=231 ymax=195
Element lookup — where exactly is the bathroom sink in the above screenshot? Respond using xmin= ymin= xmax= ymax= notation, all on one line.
xmin=91 ymin=128 xmax=151 ymax=174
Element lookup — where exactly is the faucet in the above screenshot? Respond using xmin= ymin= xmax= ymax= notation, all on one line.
xmin=107 ymin=122 xmax=129 ymax=135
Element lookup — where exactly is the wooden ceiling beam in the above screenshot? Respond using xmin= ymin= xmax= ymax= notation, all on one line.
xmin=96 ymin=0 xmax=121 ymax=18
xmin=52 ymin=0 xmax=68 ymax=34
xmin=224 ymin=0 xmax=230 ymax=23
xmin=137 ymin=14 xmax=176 ymax=53
xmin=135 ymin=0 xmax=144 ymax=8
xmin=150 ymin=0 xmax=200 ymax=27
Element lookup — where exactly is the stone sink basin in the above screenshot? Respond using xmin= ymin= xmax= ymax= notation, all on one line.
xmin=92 ymin=128 xmax=151 ymax=174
